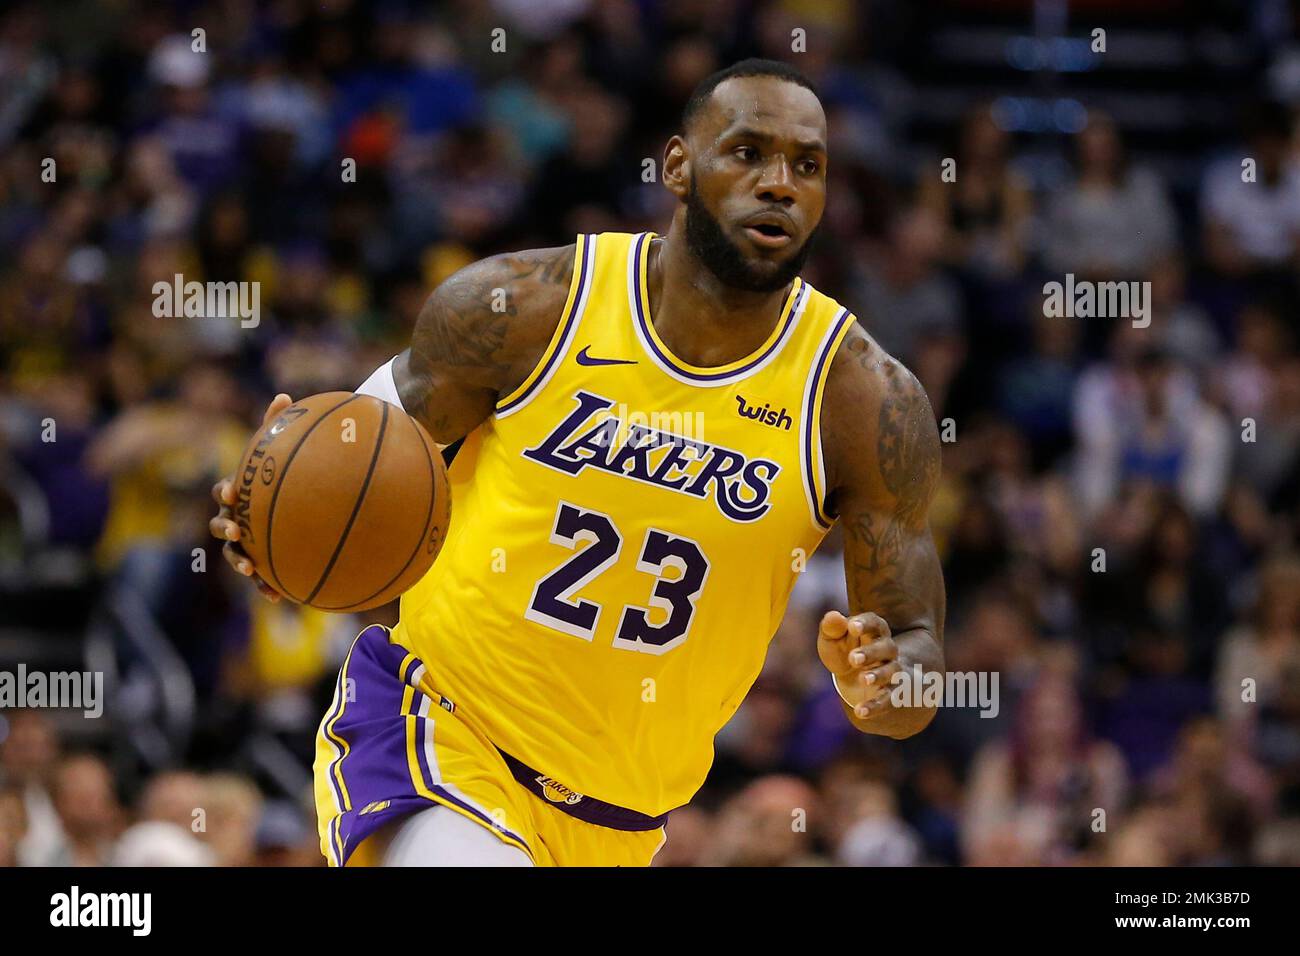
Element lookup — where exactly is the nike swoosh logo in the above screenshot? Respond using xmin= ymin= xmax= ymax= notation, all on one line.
xmin=575 ymin=345 xmax=637 ymax=367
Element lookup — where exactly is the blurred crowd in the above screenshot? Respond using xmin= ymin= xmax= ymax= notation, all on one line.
xmin=2 ymin=0 xmax=1300 ymax=866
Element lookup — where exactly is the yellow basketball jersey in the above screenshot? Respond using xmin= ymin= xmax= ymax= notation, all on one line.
xmin=392 ymin=231 xmax=856 ymax=816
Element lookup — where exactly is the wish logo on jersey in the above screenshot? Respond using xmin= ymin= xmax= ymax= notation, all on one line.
xmin=523 ymin=390 xmax=780 ymax=522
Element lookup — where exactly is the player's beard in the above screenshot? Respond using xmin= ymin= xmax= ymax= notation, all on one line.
xmin=684 ymin=177 xmax=816 ymax=293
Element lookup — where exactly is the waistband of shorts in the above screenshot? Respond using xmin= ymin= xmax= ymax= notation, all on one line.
xmin=495 ymin=748 xmax=669 ymax=832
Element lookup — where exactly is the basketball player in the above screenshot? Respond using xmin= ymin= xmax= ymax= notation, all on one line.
xmin=209 ymin=59 xmax=945 ymax=866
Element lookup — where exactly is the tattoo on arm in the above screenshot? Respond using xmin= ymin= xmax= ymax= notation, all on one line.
xmin=413 ymin=282 xmax=512 ymax=373
xmin=399 ymin=245 xmax=574 ymax=439
xmin=833 ymin=332 xmax=944 ymax=635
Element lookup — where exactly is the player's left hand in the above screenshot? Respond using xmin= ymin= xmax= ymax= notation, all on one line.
xmin=817 ymin=610 xmax=901 ymax=720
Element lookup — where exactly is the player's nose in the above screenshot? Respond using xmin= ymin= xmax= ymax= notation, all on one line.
xmin=755 ymin=156 xmax=797 ymax=205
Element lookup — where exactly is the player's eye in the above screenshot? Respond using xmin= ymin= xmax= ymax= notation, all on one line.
xmin=798 ymin=159 xmax=820 ymax=175
xmin=734 ymin=145 xmax=759 ymax=161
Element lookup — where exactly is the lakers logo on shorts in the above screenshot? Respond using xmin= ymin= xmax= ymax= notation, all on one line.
xmin=535 ymin=775 xmax=584 ymax=806
xmin=358 ymin=799 xmax=391 ymax=816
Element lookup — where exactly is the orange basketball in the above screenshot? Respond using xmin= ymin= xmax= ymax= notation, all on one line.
xmin=232 ymin=392 xmax=450 ymax=612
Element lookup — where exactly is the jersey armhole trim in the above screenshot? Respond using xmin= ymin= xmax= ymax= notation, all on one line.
xmin=800 ymin=308 xmax=855 ymax=530
xmin=494 ymin=234 xmax=594 ymax=418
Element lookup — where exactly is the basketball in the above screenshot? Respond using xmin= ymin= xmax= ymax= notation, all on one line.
xmin=232 ymin=392 xmax=450 ymax=612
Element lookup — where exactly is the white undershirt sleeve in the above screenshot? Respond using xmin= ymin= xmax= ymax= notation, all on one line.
xmin=355 ymin=355 xmax=406 ymax=411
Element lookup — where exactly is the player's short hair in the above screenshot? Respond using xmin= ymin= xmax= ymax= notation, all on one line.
xmin=680 ymin=58 xmax=820 ymax=135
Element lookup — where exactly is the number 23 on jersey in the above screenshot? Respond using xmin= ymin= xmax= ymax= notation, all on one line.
xmin=525 ymin=500 xmax=711 ymax=655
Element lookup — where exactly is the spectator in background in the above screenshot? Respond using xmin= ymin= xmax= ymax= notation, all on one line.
xmin=651 ymin=806 xmax=713 ymax=867
xmin=393 ymin=121 xmax=527 ymax=251
xmin=1253 ymin=810 xmax=1300 ymax=865
xmin=708 ymin=676 xmax=799 ymax=796
xmin=0 ymin=711 xmax=62 ymax=866
xmin=484 ymin=36 xmax=580 ymax=170
xmin=229 ymin=50 xmax=332 ymax=172
xmin=906 ymin=755 xmax=964 ymax=865
xmin=1128 ymin=348 xmax=1231 ymax=518
xmin=1216 ymin=557 xmax=1300 ymax=744
xmin=925 ymin=415 xmax=1080 ymax=633
xmin=911 ymin=324 xmax=970 ymax=424
xmin=86 ymin=361 xmax=246 ymax=574
xmin=1255 ymin=655 xmax=1300 ymax=786
xmin=194 ymin=191 xmax=256 ymax=290
xmin=1234 ymin=354 xmax=1300 ymax=515
xmin=997 ymin=307 xmax=1083 ymax=467
xmin=833 ymin=779 xmax=925 ymax=867
xmin=230 ymin=599 xmax=358 ymax=709
xmin=1073 ymin=327 xmax=1232 ymax=521
xmin=202 ymin=773 xmax=262 ymax=867
xmin=1094 ymin=621 xmax=1214 ymax=781
xmin=1082 ymin=494 xmax=1230 ymax=678
xmin=936 ymin=587 xmax=1040 ymax=762
xmin=521 ymin=84 xmax=631 ymax=243
xmin=1044 ymin=110 xmax=1178 ymax=279
xmin=3 ymin=369 xmax=108 ymax=551
xmin=701 ymin=776 xmax=824 ymax=866
xmin=137 ymin=769 xmax=206 ymax=831
xmin=84 ymin=362 xmax=249 ymax=698
xmin=1265 ymin=0 xmax=1300 ymax=106
xmin=850 ymin=205 xmax=963 ymax=366
xmin=919 ymin=103 xmax=1033 ymax=279
xmin=0 ymin=230 xmax=99 ymax=383
xmin=938 ymin=490 xmax=1013 ymax=618
xmin=963 ymin=670 xmax=1128 ymax=866
xmin=1143 ymin=254 xmax=1222 ymax=378
xmin=105 ymin=135 xmax=196 ymax=247
xmin=43 ymin=753 xmax=122 ymax=866
xmin=1147 ymin=718 xmax=1264 ymax=864
xmin=816 ymin=754 xmax=898 ymax=851
xmin=252 ymin=799 xmax=319 ymax=867
xmin=25 ymin=63 xmax=115 ymax=188
xmin=1104 ymin=802 xmax=1175 ymax=866
xmin=1201 ymin=99 xmax=1300 ymax=281
xmin=0 ymin=783 xmax=26 ymax=868
xmin=984 ymin=421 xmax=1082 ymax=579
xmin=1219 ymin=299 xmax=1294 ymax=426
xmin=144 ymin=34 xmax=243 ymax=198
xmin=0 ymin=5 xmax=56 ymax=148
xmin=112 ymin=820 xmax=214 ymax=866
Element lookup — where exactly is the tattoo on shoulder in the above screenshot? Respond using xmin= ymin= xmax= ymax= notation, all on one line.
xmin=513 ymin=245 xmax=575 ymax=288
xmin=412 ymin=269 xmax=511 ymax=375
xmin=834 ymin=326 xmax=941 ymax=524
xmin=405 ymin=244 xmax=574 ymax=407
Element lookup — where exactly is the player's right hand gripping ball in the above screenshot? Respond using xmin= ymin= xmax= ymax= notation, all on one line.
xmin=233 ymin=392 xmax=450 ymax=612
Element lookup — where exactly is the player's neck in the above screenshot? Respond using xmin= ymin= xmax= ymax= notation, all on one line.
xmin=646 ymin=234 xmax=795 ymax=369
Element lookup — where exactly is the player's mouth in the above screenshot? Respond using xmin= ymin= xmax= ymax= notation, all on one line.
xmin=741 ymin=213 xmax=795 ymax=250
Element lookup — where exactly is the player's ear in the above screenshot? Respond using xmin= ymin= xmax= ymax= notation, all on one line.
xmin=662 ymin=135 xmax=690 ymax=200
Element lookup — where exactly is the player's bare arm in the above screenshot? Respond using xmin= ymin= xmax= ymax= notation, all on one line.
xmin=394 ymin=244 xmax=576 ymax=443
xmin=817 ymin=323 xmax=946 ymax=739
xmin=207 ymin=244 xmax=575 ymax=597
